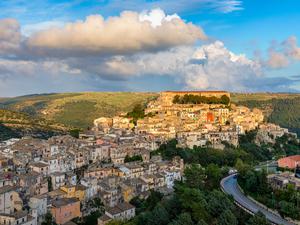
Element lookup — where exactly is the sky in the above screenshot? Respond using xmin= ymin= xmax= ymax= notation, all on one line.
xmin=1 ymin=0 xmax=300 ymax=96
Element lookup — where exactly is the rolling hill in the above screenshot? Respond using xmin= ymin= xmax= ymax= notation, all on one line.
xmin=0 ymin=109 xmax=68 ymax=141
xmin=0 ymin=92 xmax=158 ymax=129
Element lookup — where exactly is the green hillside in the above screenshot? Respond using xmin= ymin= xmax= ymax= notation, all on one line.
xmin=0 ymin=124 xmax=21 ymax=141
xmin=0 ymin=109 xmax=68 ymax=141
xmin=0 ymin=92 xmax=158 ymax=129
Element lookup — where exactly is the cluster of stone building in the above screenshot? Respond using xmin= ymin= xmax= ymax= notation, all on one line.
xmin=0 ymin=128 xmax=183 ymax=225
xmin=255 ymin=123 xmax=296 ymax=145
xmin=267 ymin=155 xmax=300 ymax=191
xmin=267 ymin=172 xmax=300 ymax=191
xmin=95 ymin=91 xmax=265 ymax=150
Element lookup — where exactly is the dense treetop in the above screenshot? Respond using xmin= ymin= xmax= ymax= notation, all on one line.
xmin=173 ymin=94 xmax=230 ymax=105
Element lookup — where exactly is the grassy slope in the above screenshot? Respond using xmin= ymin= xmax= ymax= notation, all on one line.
xmin=0 ymin=92 xmax=158 ymax=129
xmin=231 ymin=92 xmax=300 ymax=102
xmin=0 ymin=109 xmax=67 ymax=141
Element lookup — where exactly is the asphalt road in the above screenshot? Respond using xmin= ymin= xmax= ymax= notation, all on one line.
xmin=221 ymin=174 xmax=295 ymax=225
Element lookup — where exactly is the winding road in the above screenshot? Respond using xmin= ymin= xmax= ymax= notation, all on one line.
xmin=221 ymin=174 xmax=296 ymax=225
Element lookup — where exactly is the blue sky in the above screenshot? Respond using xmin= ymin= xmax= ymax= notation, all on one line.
xmin=0 ymin=0 xmax=300 ymax=96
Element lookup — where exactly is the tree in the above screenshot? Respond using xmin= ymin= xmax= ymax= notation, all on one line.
xmin=197 ymin=220 xmax=208 ymax=225
xmin=125 ymin=154 xmax=143 ymax=162
xmin=172 ymin=94 xmax=229 ymax=105
xmin=176 ymin=186 xmax=209 ymax=221
xmin=247 ymin=212 xmax=269 ymax=225
xmin=107 ymin=221 xmax=125 ymax=225
xmin=217 ymin=210 xmax=237 ymax=225
xmin=221 ymin=95 xmax=230 ymax=105
xmin=69 ymin=129 xmax=80 ymax=138
xmin=184 ymin=164 xmax=206 ymax=189
xmin=206 ymin=163 xmax=222 ymax=189
xmin=173 ymin=95 xmax=180 ymax=104
xmin=47 ymin=176 xmax=53 ymax=192
xmin=206 ymin=190 xmax=234 ymax=217
xmin=144 ymin=204 xmax=170 ymax=225
xmin=82 ymin=210 xmax=103 ymax=225
xmin=144 ymin=191 xmax=163 ymax=210
xmin=169 ymin=213 xmax=194 ymax=225
xmin=127 ymin=103 xmax=145 ymax=125
xmin=278 ymin=200 xmax=298 ymax=218
xmin=244 ymin=170 xmax=258 ymax=193
xmin=42 ymin=212 xmax=57 ymax=225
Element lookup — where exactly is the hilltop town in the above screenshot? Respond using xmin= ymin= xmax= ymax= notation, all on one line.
xmin=0 ymin=91 xmax=296 ymax=225
xmin=95 ymin=91 xmax=289 ymax=150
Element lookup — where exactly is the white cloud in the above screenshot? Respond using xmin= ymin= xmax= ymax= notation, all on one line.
xmin=0 ymin=9 xmax=299 ymax=95
xmin=98 ymin=41 xmax=296 ymax=92
xmin=86 ymin=41 xmax=268 ymax=91
xmin=283 ymin=36 xmax=300 ymax=60
xmin=266 ymin=51 xmax=289 ymax=69
xmin=0 ymin=59 xmax=79 ymax=79
xmin=27 ymin=9 xmax=206 ymax=55
xmin=262 ymin=36 xmax=300 ymax=69
xmin=139 ymin=8 xmax=180 ymax=27
xmin=0 ymin=18 xmax=21 ymax=55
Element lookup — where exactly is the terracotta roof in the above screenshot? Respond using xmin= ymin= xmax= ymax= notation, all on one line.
xmin=279 ymin=155 xmax=300 ymax=161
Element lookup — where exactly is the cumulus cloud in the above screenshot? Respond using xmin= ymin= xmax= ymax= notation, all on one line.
xmin=0 ymin=59 xmax=80 ymax=81
xmin=283 ymin=36 xmax=300 ymax=60
xmin=0 ymin=9 xmax=299 ymax=95
xmin=263 ymin=36 xmax=300 ymax=69
xmin=266 ymin=51 xmax=289 ymax=69
xmin=27 ymin=9 xmax=206 ymax=56
xmin=88 ymin=41 xmax=292 ymax=92
xmin=0 ymin=18 xmax=21 ymax=55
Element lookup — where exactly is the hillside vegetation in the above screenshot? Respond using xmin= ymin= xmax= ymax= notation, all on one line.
xmin=0 ymin=92 xmax=158 ymax=129
xmin=0 ymin=109 xmax=68 ymax=141
xmin=231 ymin=92 xmax=300 ymax=102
